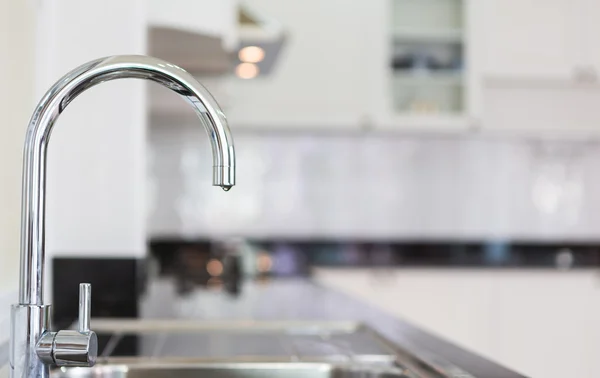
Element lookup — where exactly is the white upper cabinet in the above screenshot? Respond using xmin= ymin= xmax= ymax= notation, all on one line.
xmin=226 ymin=0 xmax=483 ymax=131
xmin=480 ymin=0 xmax=600 ymax=83
xmin=481 ymin=0 xmax=583 ymax=81
xmin=582 ymin=0 xmax=600 ymax=80
xmin=151 ymin=0 xmax=481 ymax=131
xmin=147 ymin=0 xmax=600 ymax=133
xmin=366 ymin=0 xmax=479 ymax=132
xmin=225 ymin=0 xmax=370 ymax=130
xmin=480 ymin=0 xmax=600 ymax=133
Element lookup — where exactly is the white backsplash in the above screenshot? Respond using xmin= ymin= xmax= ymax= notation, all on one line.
xmin=148 ymin=124 xmax=600 ymax=241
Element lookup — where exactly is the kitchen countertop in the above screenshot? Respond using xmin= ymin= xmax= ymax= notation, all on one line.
xmin=0 ymin=277 xmax=526 ymax=377
xmin=137 ymin=277 xmax=526 ymax=378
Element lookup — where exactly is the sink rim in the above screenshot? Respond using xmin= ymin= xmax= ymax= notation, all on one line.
xmin=84 ymin=320 xmax=472 ymax=378
xmin=89 ymin=319 xmax=363 ymax=335
xmin=94 ymin=355 xmax=399 ymax=366
xmin=52 ymin=361 xmax=410 ymax=378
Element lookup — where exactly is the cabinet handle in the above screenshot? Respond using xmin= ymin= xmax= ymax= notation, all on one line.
xmin=573 ymin=66 xmax=598 ymax=83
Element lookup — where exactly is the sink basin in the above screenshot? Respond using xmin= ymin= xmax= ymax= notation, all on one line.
xmin=89 ymin=321 xmax=399 ymax=364
xmin=78 ymin=320 xmax=465 ymax=378
xmin=52 ymin=363 xmax=416 ymax=378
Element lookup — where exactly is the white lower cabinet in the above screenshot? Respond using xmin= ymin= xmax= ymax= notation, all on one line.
xmin=314 ymin=268 xmax=600 ymax=378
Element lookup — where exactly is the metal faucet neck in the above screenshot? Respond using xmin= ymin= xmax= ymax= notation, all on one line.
xmin=18 ymin=55 xmax=235 ymax=305
xmin=11 ymin=55 xmax=235 ymax=378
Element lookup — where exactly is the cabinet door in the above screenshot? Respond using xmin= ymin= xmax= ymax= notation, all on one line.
xmin=582 ymin=0 xmax=600 ymax=80
xmin=481 ymin=0 xmax=583 ymax=80
xmin=226 ymin=0 xmax=369 ymax=129
xmin=366 ymin=0 xmax=474 ymax=131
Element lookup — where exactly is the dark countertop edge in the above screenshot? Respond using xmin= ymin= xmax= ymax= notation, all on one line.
xmin=149 ymin=238 xmax=600 ymax=269
xmin=310 ymin=265 xmax=597 ymax=270
xmin=311 ymin=280 xmax=528 ymax=378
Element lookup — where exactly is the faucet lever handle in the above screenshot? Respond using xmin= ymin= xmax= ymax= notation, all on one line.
xmin=37 ymin=283 xmax=98 ymax=367
xmin=78 ymin=283 xmax=91 ymax=333
xmin=51 ymin=283 xmax=97 ymax=367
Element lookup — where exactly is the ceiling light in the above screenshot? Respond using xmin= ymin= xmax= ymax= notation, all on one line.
xmin=235 ymin=63 xmax=260 ymax=79
xmin=238 ymin=46 xmax=265 ymax=63
xmin=206 ymin=259 xmax=223 ymax=276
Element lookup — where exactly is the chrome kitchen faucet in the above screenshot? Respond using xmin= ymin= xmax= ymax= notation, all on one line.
xmin=10 ymin=55 xmax=236 ymax=378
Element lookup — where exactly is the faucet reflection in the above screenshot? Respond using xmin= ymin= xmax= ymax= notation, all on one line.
xmin=11 ymin=55 xmax=236 ymax=378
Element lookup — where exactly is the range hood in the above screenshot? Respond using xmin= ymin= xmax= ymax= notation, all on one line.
xmin=238 ymin=2 xmax=286 ymax=44
xmin=147 ymin=1 xmax=287 ymax=120
xmin=147 ymin=0 xmax=286 ymax=75
xmin=235 ymin=2 xmax=287 ymax=77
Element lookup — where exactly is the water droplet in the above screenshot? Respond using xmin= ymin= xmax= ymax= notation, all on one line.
xmin=222 ymin=185 xmax=232 ymax=192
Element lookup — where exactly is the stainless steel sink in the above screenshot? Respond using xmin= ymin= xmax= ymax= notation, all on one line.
xmin=88 ymin=320 xmax=400 ymax=364
xmin=71 ymin=320 xmax=469 ymax=378
xmin=52 ymin=362 xmax=416 ymax=378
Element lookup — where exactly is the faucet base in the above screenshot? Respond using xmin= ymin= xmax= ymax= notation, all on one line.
xmin=10 ymin=304 xmax=51 ymax=378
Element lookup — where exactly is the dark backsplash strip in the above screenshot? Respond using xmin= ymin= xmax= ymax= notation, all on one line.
xmin=150 ymin=238 xmax=600 ymax=271
xmin=45 ymin=242 xmax=600 ymax=335
xmin=52 ymin=257 xmax=146 ymax=330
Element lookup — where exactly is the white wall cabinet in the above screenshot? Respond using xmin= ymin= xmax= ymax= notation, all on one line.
xmin=226 ymin=0 xmax=481 ymax=131
xmin=227 ymin=0 xmax=600 ymax=134
xmin=367 ymin=0 xmax=479 ymax=132
xmin=481 ymin=0 xmax=600 ymax=83
xmin=481 ymin=0 xmax=600 ymax=82
xmin=371 ymin=0 xmax=600 ymax=133
xmin=582 ymin=0 xmax=600 ymax=80
xmin=480 ymin=0 xmax=600 ymax=133
xmin=481 ymin=0 xmax=583 ymax=81
xmin=145 ymin=0 xmax=599 ymax=134
xmin=225 ymin=0 xmax=371 ymax=130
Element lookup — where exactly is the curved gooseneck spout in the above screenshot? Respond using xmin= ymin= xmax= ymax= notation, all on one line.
xmin=19 ymin=55 xmax=235 ymax=306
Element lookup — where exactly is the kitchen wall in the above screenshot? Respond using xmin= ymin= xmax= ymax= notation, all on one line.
xmin=148 ymin=124 xmax=600 ymax=240
xmin=38 ymin=0 xmax=147 ymax=262
xmin=0 ymin=0 xmax=149 ymax=315
xmin=0 ymin=0 xmax=36 ymax=344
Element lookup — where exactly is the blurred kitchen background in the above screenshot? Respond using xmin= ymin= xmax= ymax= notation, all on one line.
xmin=2 ymin=0 xmax=600 ymax=377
